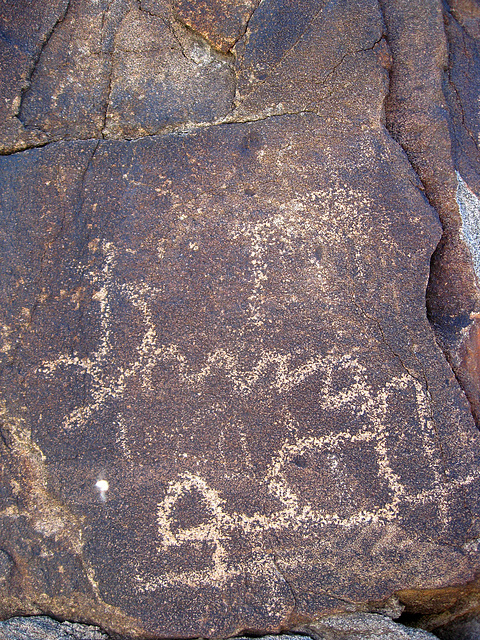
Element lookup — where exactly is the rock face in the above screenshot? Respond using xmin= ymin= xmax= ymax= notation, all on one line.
xmin=0 ymin=614 xmax=441 ymax=640
xmin=1 ymin=1 xmax=480 ymax=639
xmin=0 ymin=617 xmax=109 ymax=640
xmin=301 ymin=614 xmax=441 ymax=640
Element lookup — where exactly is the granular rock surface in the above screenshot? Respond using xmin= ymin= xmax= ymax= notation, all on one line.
xmin=1 ymin=1 xmax=480 ymax=639
xmin=0 ymin=616 xmax=109 ymax=640
xmin=0 ymin=614 xmax=443 ymax=640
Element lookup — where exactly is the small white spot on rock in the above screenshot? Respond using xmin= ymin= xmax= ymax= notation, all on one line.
xmin=95 ymin=479 xmax=109 ymax=502
xmin=96 ymin=480 xmax=109 ymax=492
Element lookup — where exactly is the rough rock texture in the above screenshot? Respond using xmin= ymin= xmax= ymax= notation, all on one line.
xmin=2 ymin=0 xmax=480 ymax=639
xmin=441 ymin=0 xmax=480 ymax=427
xmin=379 ymin=0 xmax=480 ymax=428
xmin=0 ymin=616 xmax=108 ymax=640
xmin=300 ymin=613 xmax=440 ymax=640
xmin=435 ymin=616 xmax=480 ymax=640
xmin=0 ymin=615 xmax=444 ymax=640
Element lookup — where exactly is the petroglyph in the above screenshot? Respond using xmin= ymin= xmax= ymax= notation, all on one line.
xmin=36 ymin=239 xmax=364 ymax=433
xmin=34 ymin=235 xmax=479 ymax=596
xmin=131 ymin=371 xmax=476 ymax=592
xmin=35 ymin=178 xmax=380 ymax=439
xmin=4 ymin=0 xmax=480 ymax=632
xmin=229 ymin=210 xmax=315 ymax=327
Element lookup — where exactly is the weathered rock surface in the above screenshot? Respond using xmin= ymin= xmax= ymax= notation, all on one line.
xmin=1 ymin=0 xmax=480 ymax=639
xmin=300 ymin=613 xmax=440 ymax=640
xmin=380 ymin=0 xmax=480 ymax=428
xmin=0 ymin=614 xmax=446 ymax=640
xmin=435 ymin=616 xmax=480 ymax=640
xmin=0 ymin=616 xmax=108 ymax=640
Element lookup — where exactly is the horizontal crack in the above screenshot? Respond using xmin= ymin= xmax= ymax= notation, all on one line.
xmin=0 ymin=110 xmax=323 ymax=156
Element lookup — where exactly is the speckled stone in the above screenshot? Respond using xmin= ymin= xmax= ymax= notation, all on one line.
xmin=0 ymin=617 xmax=108 ymax=640
xmin=1 ymin=1 xmax=480 ymax=638
xmin=0 ymin=615 xmax=445 ymax=640
xmin=299 ymin=614 xmax=441 ymax=640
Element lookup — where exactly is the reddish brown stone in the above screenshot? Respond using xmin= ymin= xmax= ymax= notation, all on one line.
xmin=172 ymin=0 xmax=258 ymax=53
xmin=1 ymin=0 xmax=480 ymax=638
xmin=380 ymin=0 xmax=480 ymax=429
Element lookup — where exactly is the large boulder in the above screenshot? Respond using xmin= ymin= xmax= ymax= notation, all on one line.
xmin=1 ymin=0 xmax=480 ymax=638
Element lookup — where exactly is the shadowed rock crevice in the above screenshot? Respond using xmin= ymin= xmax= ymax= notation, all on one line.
xmin=441 ymin=1 xmax=480 ymax=426
xmin=395 ymin=579 xmax=480 ymax=633
xmin=378 ymin=0 xmax=480 ymax=428
xmin=380 ymin=0 xmax=480 ymax=584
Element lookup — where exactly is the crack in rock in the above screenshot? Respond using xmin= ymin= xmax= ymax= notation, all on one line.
xmin=16 ymin=0 xmax=72 ymax=125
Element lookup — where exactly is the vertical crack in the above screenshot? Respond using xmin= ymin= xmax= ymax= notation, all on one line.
xmin=271 ymin=552 xmax=299 ymax=614
xmin=376 ymin=0 xmax=478 ymax=542
xmin=230 ymin=1 xmax=264 ymax=104
xmin=11 ymin=139 xmax=100 ymax=372
xmin=231 ymin=0 xmax=263 ymax=50
xmin=100 ymin=1 xmax=120 ymax=138
xmin=76 ymin=139 xmax=101 ymax=417
xmin=101 ymin=63 xmax=115 ymax=138
xmin=16 ymin=0 xmax=72 ymax=125
xmin=376 ymin=0 xmax=436 ymax=198
xmin=378 ymin=0 xmax=480 ymax=429
xmin=446 ymin=59 xmax=478 ymax=152
xmin=165 ymin=18 xmax=194 ymax=61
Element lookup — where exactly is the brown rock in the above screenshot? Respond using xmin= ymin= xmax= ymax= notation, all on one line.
xmin=380 ymin=0 xmax=480 ymax=427
xmin=1 ymin=0 xmax=480 ymax=638
xmin=442 ymin=1 xmax=480 ymax=428
xmin=0 ymin=0 xmax=69 ymax=152
xmin=172 ymin=0 xmax=258 ymax=53
xmin=103 ymin=4 xmax=235 ymax=139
